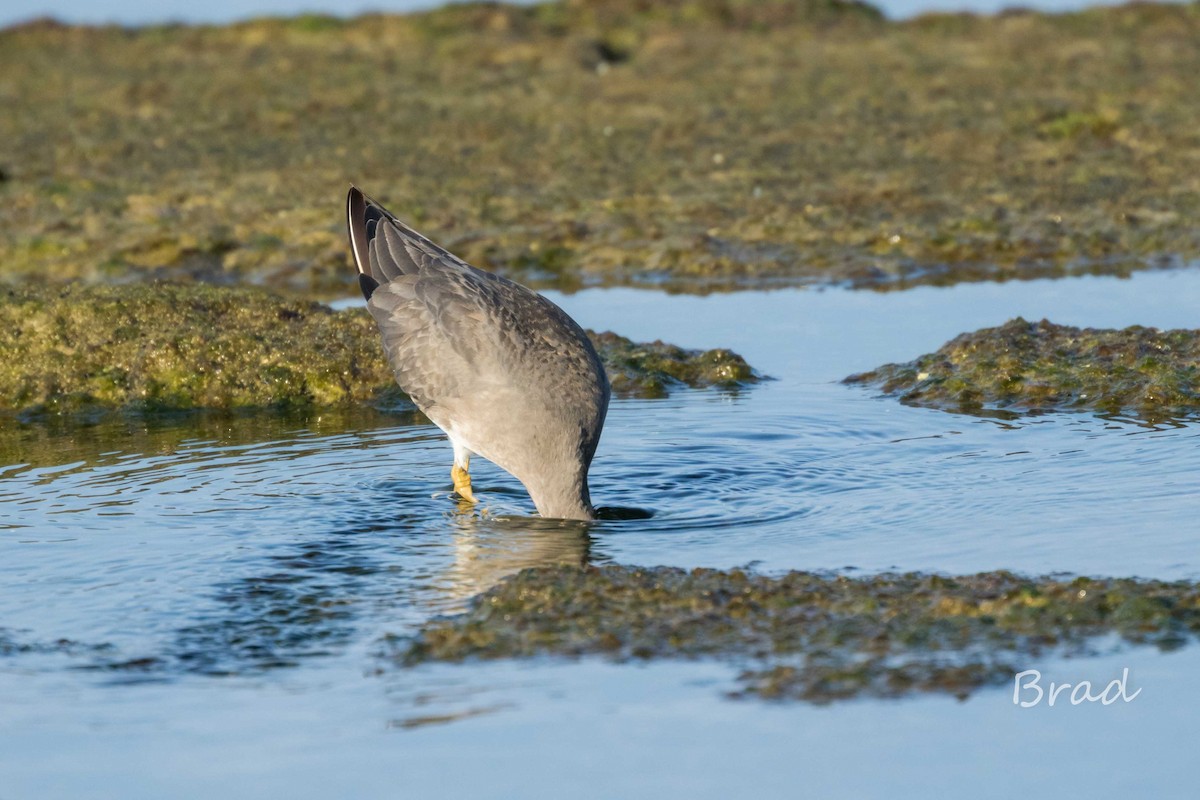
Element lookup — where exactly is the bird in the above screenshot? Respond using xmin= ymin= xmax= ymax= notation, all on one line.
xmin=345 ymin=187 xmax=610 ymax=521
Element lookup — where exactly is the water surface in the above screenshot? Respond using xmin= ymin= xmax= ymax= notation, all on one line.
xmin=3 ymin=267 xmax=1200 ymax=797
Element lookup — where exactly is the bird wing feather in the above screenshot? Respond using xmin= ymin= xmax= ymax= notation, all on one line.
xmin=350 ymin=193 xmax=507 ymax=411
xmin=366 ymin=265 xmax=505 ymax=414
xmin=347 ymin=186 xmax=606 ymax=430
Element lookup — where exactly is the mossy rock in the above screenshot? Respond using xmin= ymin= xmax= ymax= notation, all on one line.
xmin=0 ymin=283 xmax=387 ymax=416
xmin=2 ymin=2 xmax=1200 ymax=294
xmin=589 ymin=330 xmax=758 ymax=397
xmin=845 ymin=317 xmax=1200 ymax=421
xmin=0 ymin=283 xmax=760 ymax=417
xmin=400 ymin=564 xmax=1200 ymax=702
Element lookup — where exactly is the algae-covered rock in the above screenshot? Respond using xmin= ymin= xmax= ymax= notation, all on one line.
xmin=0 ymin=283 xmax=393 ymax=416
xmin=400 ymin=564 xmax=1200 ymax=702
xmin=844 ymin=317 xmax=1200 ymax=420
xmin=2 ymin=3 xmax=1199 ymax=294
xmin=0 ymin=283 xmax=759 ymax=416
xmin=590 ymin=330 xmax=758 ymax=397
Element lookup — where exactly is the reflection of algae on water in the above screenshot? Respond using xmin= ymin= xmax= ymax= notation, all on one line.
xmin=845 ymin=317 xmax=1200 ymax=421
xmin=0 ymin=629 xmax=115 ymax=658
xmin=401 ymin=565 xmax=1200 ymax=702
xmin=392 ymin=704 xmax=516 ymax=730
xmin=169 ymin=556 xmax=365 ymax=675
xmin=0 ymin=284 xmax=759 ymax=417
xmin=72 ymin=534 xmax=389 ymax=678
xmin=0 ymin=404 xmax=422 ymax=471
xmin=2 ymin=2 xmax=1199 ymax=294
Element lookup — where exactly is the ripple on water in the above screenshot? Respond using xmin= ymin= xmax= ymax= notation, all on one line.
xmin=4 ymin=273 xmax=1200 ymax=687
xmin=7 ymin=271 xmax=1200 ymax=800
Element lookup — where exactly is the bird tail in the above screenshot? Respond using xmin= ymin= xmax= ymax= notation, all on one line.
xmin=346 ymin=186 xmax=381 ymax=301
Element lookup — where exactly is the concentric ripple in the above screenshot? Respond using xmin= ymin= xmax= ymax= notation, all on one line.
xmin=5 ymin=270 xmax=1200 ymax=683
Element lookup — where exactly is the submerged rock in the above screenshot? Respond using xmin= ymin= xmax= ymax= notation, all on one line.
xmin=400 ymin=564 xmax=1200 ymax=703
xmin=844 ymin=317 xmax=1200 ymax=420
xmin=0 ymin=283 xmax=759 ymax=417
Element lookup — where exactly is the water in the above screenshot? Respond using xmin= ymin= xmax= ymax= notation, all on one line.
xmin=4 ymin=267 xmax=1200 ymax=797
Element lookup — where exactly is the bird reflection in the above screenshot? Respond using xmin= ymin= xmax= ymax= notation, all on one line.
xmin=437 ymin=507 xmax=594 ymax=604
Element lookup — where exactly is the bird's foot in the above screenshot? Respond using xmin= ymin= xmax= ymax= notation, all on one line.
xmin=451 ymin=465 xmax=478 ymax=503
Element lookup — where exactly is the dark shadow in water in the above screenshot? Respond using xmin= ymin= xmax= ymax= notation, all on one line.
xmin=594 ymin=506 xmax=655 ymax=521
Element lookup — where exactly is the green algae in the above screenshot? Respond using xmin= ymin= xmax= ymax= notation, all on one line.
xmin=0 ymin=283 xmax=760 ymax=417
xmin=844 ymin=317 xmax=1200 ymax=421
xmin=0 ymin=283 xmax=393 ymax=416
xmin=399 ymin=564 xmax=1200 ymax=702
xmin=2 ymin=2 xmax=1199 ymax=295
xmin=590 ymin=330 xmax=757 ymax=397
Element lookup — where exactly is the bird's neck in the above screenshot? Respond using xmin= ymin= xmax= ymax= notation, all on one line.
xmin=529 ymin=469 xmax=595 ymax=521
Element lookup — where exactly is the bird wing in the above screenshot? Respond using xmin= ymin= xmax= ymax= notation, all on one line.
xmin=347 ymin=187 xmax=468 ymax=281
xmin=346 ymin=187 xmax=508 ymax=411
xmin=369 ymin=271 xmax=509 ymax=412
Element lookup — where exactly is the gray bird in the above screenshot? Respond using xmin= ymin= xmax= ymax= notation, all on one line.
xmin=346 ymin=187 xmax=610 ymax=521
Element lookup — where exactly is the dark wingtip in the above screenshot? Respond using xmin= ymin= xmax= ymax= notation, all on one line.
xmin=359 ymin=271 xmax=380 ymax=301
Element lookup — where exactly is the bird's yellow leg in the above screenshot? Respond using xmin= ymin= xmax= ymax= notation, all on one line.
xmin=451 ymin=464 xmax=477 ymax=503
xmin=450 ymin=441 xmax=478 ymax=503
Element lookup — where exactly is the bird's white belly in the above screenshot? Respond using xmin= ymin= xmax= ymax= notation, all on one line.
xmin=428 ymin=409 xmax=510 ymax=475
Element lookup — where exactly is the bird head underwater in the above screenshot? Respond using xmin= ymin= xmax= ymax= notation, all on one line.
xmin=346 ymin=187 xmax=610 ymax=521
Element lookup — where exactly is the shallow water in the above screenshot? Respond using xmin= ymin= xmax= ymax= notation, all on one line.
xmin=3 ymin=267 xmax=1200 ymax=797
